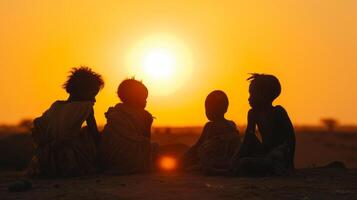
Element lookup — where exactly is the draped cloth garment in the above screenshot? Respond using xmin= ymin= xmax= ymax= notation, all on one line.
xmin=99 ymin=103 xmax=153 ymax=174
xmin=27 ymin=101 xmax=97 ymax=177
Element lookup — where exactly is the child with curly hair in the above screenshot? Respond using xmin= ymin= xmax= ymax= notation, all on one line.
xmin=27 ymin=67 xmax=104 ymax=177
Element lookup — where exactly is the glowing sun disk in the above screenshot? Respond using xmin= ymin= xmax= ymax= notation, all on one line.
xmin=126 ymin=34 xmax=193 ymax=96
xmin=142 ymin=48 xmax=175 ymax=80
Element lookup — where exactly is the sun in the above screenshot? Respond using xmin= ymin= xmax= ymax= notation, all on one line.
xmin=142 ymin=48 xmax=176 ymax=81
xmin=126 ymin=34 xmax=193 ymax=96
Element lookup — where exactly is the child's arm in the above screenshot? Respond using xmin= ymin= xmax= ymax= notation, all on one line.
xmin=278 ymin=106 xmax=296 ymax=169
xmin=245 ymin=109 xmax=257 ymax=135
xmin=192 ymin=123 xmax=210 ymax=148
xmin=235 ymin=109 xmax=260 ymax=159
xmin=143 ymin=112 xmax=153 ymax=138
xmin=181 ymin=124 xmax=210 ymax=168
xmin=86 ymin=109 xmax=101 ymax=146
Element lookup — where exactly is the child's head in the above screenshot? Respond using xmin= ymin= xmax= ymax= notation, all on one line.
xmin=63 ymin=66 xmax=104 ymax=102
xmin=205 ymin=90 xmax=229 ymax=121
xmin=247 ymin=73 xmax=281 ymax=109
xmin=117 ymin=78 xmax=148 ymax=109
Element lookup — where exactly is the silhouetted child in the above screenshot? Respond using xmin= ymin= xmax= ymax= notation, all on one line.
xmin=27 ymin=67 xmax=104 ymax=177
xmin=232 ymin=73 xmax=295 ymax=176
xmin=99 ymin=78 xmax=154 ymax=174
xmin=182 ymin=90 xmax=241 ymax=172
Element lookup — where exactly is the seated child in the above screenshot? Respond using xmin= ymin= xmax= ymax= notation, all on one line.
xmin=27 ymin=67 xmax=104 ymax=177
xmin=182 ymin=90 xmax=241 ymax=172
xmin=99 ymin=78 xmax=154 ymax=174
xmin=232 ymin=73 xmax=296 ymax=176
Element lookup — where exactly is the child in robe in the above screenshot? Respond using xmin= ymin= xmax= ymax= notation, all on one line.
xmin=232 ymin=73 xmax=296 ymax=176
xmin=27 ymin=67 xmax=104 ymax=177
xmin=182 ymin=90 xmax=241 ymax=172
xmin=99 ymin=78 xmax=154 ymax=174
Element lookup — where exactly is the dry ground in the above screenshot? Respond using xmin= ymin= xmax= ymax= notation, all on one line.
xmin=1 ymin=168 xmax=357 ymax=200
xmin=1 ymin=128 xmax=357 ymax=199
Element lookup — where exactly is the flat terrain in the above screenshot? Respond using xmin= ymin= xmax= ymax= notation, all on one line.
xmin=1 ymin=168 xmax=357 ymax=200
xmin=1 ymin=128 xmax=357 ymax=169
xmin=1 ymin=127 xmax=357 ymax=199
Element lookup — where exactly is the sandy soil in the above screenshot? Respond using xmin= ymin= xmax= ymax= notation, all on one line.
xmin=1 ymin=168 xmax=357 ymax=200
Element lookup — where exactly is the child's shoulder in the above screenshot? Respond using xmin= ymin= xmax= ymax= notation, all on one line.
xmin=51 ymin=100 xmax=93 ymax=105
xmin=49 ymin=100 xmax=94 ymax=113
xmin=273 ymin=105 xmax=288 ymax=114
xmin=47 ymin=100 xmax=65 ymax=111
xmin=203 ymin=121 xmax=214 ymax=129
xmin=273 ymin=105 xmax=291 ymax=120
xmin=227 ymin=119 xmax=236 ymax=124
xmin=224 ymin=119 xmax=237 ymax=129
xmin=204 ymin=119 xmax=237 ymax=131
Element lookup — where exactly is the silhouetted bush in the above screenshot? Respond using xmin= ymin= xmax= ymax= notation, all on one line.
xmin=18 ymin=119 xmax=33 ymax=131
xmin=321 ymin=118 xmax=338 ymax=132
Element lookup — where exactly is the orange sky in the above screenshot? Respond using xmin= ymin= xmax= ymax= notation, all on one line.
xmin=1 ymin=0 xmax=357 ymax=126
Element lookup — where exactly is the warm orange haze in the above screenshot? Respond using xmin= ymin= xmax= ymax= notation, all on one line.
xmin=1 ymin=1 xmax=357 ymax=127
xmin=2 ymin=1 xmax=357 ymax=199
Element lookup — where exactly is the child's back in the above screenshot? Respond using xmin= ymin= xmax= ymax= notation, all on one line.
xmin=202 ymin=120 xmax=238 ymax=141
xmin=257 ymin=106 xmax=294 ymax=151
xmin=99 ymin=102 xmax=153 ymax=174
xmin=99 ymin=78 xmax=154 ymax=174
xmin=198 ymin=119 xmax=240 ymax=170
xmin=182 ymin=90 xmax=241 ymax=172
xmin=255 ymin=105 xmax=295 ymax=169
xmin=27 ymin=67 xmax=104 ymax=177
xmin=35 ymin=101 xmax=94 ymax=139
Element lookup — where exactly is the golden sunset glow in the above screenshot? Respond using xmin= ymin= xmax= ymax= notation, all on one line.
xmin=159 ymin=156 xmax=177 ymax=171
xmin=126 ymin=34 xmax=193 ymax=96
xmin=142 ymin=48 xmax=175 ymax=80
xmin=1 ymin=1 xmax=357 ymax=126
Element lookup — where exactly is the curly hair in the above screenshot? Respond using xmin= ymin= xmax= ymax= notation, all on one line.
xmin=247 ymin=73 xmax=281 ymax=101
xmin=63 ymin=66 xmax=104 ymax=95
xmin=117 ymin=78 xmax=148 ymax=103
